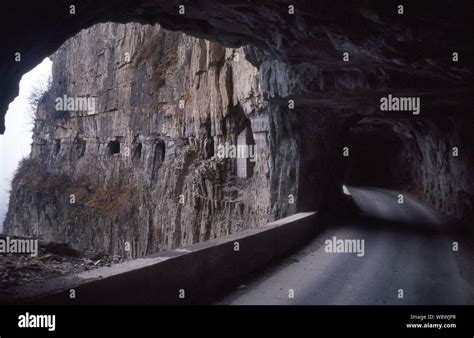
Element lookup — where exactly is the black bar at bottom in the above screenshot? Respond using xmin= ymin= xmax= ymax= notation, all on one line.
xmin=0 ymin=305 xmax=472 ymax=337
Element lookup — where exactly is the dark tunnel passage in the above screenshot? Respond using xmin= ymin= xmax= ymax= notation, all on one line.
xmin=344 ymin=120 xmax=414 ymax=190
xmin=336 ymin=115 xmax=474 ymax=227
xmin=0 ymin=0 xmax=473 ymax=308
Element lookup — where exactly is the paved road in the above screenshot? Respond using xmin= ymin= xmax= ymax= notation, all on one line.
xmin=219 ymin=187 xmax=474 ymax=305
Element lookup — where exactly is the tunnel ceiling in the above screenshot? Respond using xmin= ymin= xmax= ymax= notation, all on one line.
xmin=1 ymin=0 xmax=472 ymax=133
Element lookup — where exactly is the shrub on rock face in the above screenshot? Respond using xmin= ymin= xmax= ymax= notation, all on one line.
xmin=27 ymin=75 xmax=52 ymax=114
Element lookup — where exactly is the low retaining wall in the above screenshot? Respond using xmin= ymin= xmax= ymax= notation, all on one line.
xmin=4 ymin=212 xmax=318 ymax=305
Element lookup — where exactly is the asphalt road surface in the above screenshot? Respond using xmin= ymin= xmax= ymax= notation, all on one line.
xmin=219 ymin=187 xmax=474 ymax=305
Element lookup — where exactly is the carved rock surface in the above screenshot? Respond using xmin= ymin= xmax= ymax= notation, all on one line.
xmin=4 ymin=23 xmax=283 ymax=255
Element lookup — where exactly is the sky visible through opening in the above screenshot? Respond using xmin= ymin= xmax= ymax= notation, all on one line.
xmin=0 ymin=58 xmax=52 ymax=232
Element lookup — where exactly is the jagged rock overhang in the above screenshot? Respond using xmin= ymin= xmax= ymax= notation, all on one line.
xmin=1 ymin=0 xmax=472 ymax=133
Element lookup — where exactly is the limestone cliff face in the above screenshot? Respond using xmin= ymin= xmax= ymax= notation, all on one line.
xmin=4 ymin=23 xmax=299 ymax=256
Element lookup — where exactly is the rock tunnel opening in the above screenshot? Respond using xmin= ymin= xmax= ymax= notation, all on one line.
xmin=107 ymin=140 xmax=121 ymax=156
xmin=236 ymin=127 xmax=256 ymax=179
xmin=340 ymin=116 xmax=474 ymax=224
xmin=151 ymin=141 xmax=166 ymax=181
xmin=0 ymin=1 xmax=472 ymax=307
xmin=1 ymin=19 xmax=472 ymax=253
xmin=222 ymin=104 xmax=256 ymax=179
xmin=344 ymin=119 xmax=414 ymax=191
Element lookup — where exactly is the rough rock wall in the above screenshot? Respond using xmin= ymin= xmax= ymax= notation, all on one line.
xmin=4 ymin=22 xmax=353 ymax=256
xmin=395 ymin=119 xmax=474 ymax=222
xmin=5 ymin=23 xmax=293 ymax=256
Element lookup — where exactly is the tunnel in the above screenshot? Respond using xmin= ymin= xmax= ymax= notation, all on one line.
xmin=0 ymin=0 xmax=473 ymax=309
xmin=107 ymin=140 xmax=121 ymax=156
xmin=344 ymin=119 xmax=412 ymax=190
xmin=1 ymin=1 xmax=472 ymax=224
xmin=335 ymin=115 xmax=474 ymax=225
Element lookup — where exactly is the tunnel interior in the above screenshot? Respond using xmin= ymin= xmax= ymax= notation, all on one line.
xmin=344 ymin=119 xmax=418 ymax=192
xmin=0 ymin=1 xmax=473 ymax=308
xmin=1 ymin=1 xmax=473 ymax=261
xmin=335 ymin=114 xmax=474 ymax=225
xmin=107 ymin=140 xmax=121 ymax=156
